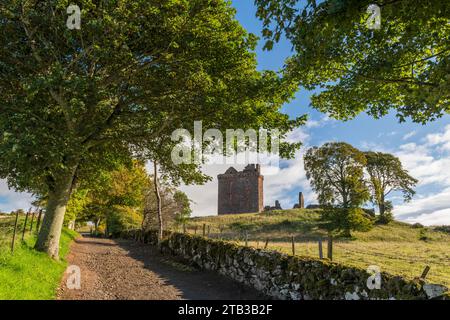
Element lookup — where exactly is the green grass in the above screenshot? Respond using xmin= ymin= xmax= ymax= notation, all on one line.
xmin=184 ymin=209 xmax=450 ymax=287
xmin=0 ymin=219 xmax=78 ymax=300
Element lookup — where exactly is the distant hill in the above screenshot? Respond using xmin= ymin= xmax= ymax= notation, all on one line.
xmin=184 ymin=209 xmax=450 ymax=288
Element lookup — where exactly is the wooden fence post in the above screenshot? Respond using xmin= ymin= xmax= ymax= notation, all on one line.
xmin=21 ymin=208 xmax=30 ymax=241
xmin=35 ymin=209 xmax=43 ymax=233
xmin=318 ymin=238 xmax=323 ymax=259
xmin=30 ymin=211 xmax=36 ymax=233
xmin=327 ymin=234 xmax=333 ymax=261
xmin=194 ymin=226 xmax=198 ymax=235
xmin=245 ymin=231 xmax=248 ymax=246
xmin=207 ymin=225 xmax=210 ymax=237
xmin=264 ymin=238 xmax=269 ymax=249
xmin=291 ymin=235 xmax=295 ymax=255
xmin=202 ymin=224 xmax=206 ymax=237
xmin=29 ymin=211 xmax=36 ymax=233
xmin=11 ymin=210 xmax=20 ymax=253
xmin=183 ymin=223 xmax=186 ymax=234
xmin=421 ymin=266 xmax=431 ymax=280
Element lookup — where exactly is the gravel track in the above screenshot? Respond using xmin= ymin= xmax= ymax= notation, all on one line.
xmin=58 ymin=236 xmax=265 ymax=300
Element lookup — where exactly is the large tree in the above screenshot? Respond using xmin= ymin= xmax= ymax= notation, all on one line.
xmin=304 ymin=142 xmax=372 ymax=236
xmin=364 ymin=151 xmax=417 ymax=222
xmin=255 ymin=0 xmax=450 ymax=123
xmin=0 ymin=0 xmax=302 ymax=258
xmin=304 ymin=142 xmax=369 ymax=208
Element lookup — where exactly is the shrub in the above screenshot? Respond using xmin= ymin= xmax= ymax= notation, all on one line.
xmin=321 ymin=207 xmax=373 ymax=237
xmin=418 ymin=229 xmax=429 ymax=241
xmin=412 ymin=223 xmax=424 ymax=229
xmin=377 ymin=211 xmax=394 ymax=225
xmin=434 ymin=225 xmax=450 ymax=234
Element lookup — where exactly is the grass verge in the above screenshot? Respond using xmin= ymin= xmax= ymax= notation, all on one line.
xmin=0 ymin=228 xmax=78 ymax=300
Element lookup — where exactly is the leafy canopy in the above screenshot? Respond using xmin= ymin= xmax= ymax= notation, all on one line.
xmin=0 ymin=0 xmax=303 ymax=196
xmin=304 ymin=142 xmax=369 ymax=208
xmin=365 ymin=151 xmax=417 ymax=217
xmin=255 ymin=0 xmax=450 ymax=123
xmin=304 ymin=142 xmax=372 ymax=237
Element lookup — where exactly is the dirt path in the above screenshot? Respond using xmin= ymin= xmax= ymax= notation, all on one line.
xmin=58 ymin=236 xmax=265 ymax=300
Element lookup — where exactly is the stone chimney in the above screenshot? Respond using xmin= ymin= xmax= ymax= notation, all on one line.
xmin=299 ymin=192 xmax=304 ymax=209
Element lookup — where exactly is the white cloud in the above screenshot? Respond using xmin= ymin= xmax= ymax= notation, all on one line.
xmin=425 ymin=124 xmax=450 ymax=152
xmin=180 ymin=126 xmax=315 ymax=216
xmin=391 ymin=125 xmax=450 ymax=225
xmin=402 ymin=130 xmax=417 ymax=140
xmin=0 ymin=180 xmax=34 ymax=213
xmin=403 ymin=208 xmax=450 ymax=226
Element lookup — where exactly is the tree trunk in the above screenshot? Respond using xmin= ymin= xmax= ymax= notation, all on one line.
xmin=95 ymin=218 xmax=101 ymax=234
xmin=342 ymin=229 xmax=352 ymax=238
xmin=154 ymin=162 xmax=163 ymax=242
xmin=35 ymin=171 xmax=76 ymax=259
xmin=379 ymin=194 xmax=385 ymax=216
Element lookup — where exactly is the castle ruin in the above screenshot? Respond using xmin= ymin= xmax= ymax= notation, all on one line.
xmin=217 ymin=164 xmax=264 ymax=215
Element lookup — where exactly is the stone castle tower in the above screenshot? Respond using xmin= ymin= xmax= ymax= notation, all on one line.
xmin=217 ymin=164 xmax=264 ymax=215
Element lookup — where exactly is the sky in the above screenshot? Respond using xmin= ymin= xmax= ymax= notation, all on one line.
xmin=1 ymin=1 xmax=450 ymax=226
xmin=179 ymin=1 xmax=450 ymax=226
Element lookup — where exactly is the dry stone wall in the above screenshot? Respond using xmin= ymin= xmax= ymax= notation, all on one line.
xmin=119 ymin=230 xmax=448 ymax=300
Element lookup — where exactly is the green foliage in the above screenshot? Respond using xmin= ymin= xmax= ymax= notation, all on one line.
xmin=106 ymin=205 xmax=142 ymax=236
xmin=365 ymin=151 xmax=417 ymax=220
xmin=76 ymin=161 xmax=149 ymax=234
xmin=173 ymin=191 xmax=192 ymax=225
xmin=64 ymin=188 xmax=89 ymax=226
xmin=434 ymin=225 xmax=450 ymax=234
xmin=255 ymin=0 xmax=450 ymax=123
xmin=0 ymin=228 xmax=77 ymax=299
xmin=0 ymin=0 xmax=302 ymax=193
xmin=418 ymin=229 xmax=429 ymax=241
xmin=304 ymin=142 xmax=373 ymax=236
xmin=0 ymin=0 xmax=303 ymax=256
xmin=304 ymin=142 xmax=369 ymax=208
xmin=321 ymin=207 xmax=373 ymax=237
xmin=376 ymin=208 xmax=394 ymax=225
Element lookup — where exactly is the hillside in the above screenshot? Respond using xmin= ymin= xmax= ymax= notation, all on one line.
xmin=184 ymin=209 xmax=450 ymax=287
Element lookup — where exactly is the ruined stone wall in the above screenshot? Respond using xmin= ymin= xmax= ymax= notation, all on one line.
xmin=119 ymin=230 xmax=448 ymax=300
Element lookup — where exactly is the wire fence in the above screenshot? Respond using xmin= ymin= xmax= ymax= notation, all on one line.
xmin=175 ymin=222 xmax=449 ymax=281
xmin=0 ymin=209 xmax=43 ymax=253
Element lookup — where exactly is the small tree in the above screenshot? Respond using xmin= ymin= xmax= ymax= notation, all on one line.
xmin=173 ymin=191 xmax=192 ymax=226
xmin=304 ymin=142 xmax=372 ymax=236
xmin=142 ymin=177 xmax=191 ymax=233
xmin=364 ymin=152 xmax=417 ymax=224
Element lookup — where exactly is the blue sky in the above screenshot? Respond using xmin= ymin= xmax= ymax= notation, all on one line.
xmin=180 ymin=1 xmax=450 ymax=225
xmin=1 ymin=1 xmax=450 ymax=225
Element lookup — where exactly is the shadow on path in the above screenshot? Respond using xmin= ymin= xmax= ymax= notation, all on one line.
xmin=117 ymin=239 xmax=267 ymax=300
xmin=59 ymin=236 xmax=267 ymax=300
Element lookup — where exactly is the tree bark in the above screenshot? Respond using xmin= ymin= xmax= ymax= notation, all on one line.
xmin=34 ymin=170 xmax=76 ymax=259
xmin=153 ymin=162 xmax=163 ymax=242
xmin=379 ymin=194 xmax=385 ymax=216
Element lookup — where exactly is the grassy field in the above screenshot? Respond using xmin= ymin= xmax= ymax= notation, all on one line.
xmin=184 ymin=209 xmax=450 ymax=287
xmin=0 ymin=215 xmax=78 ymax=300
